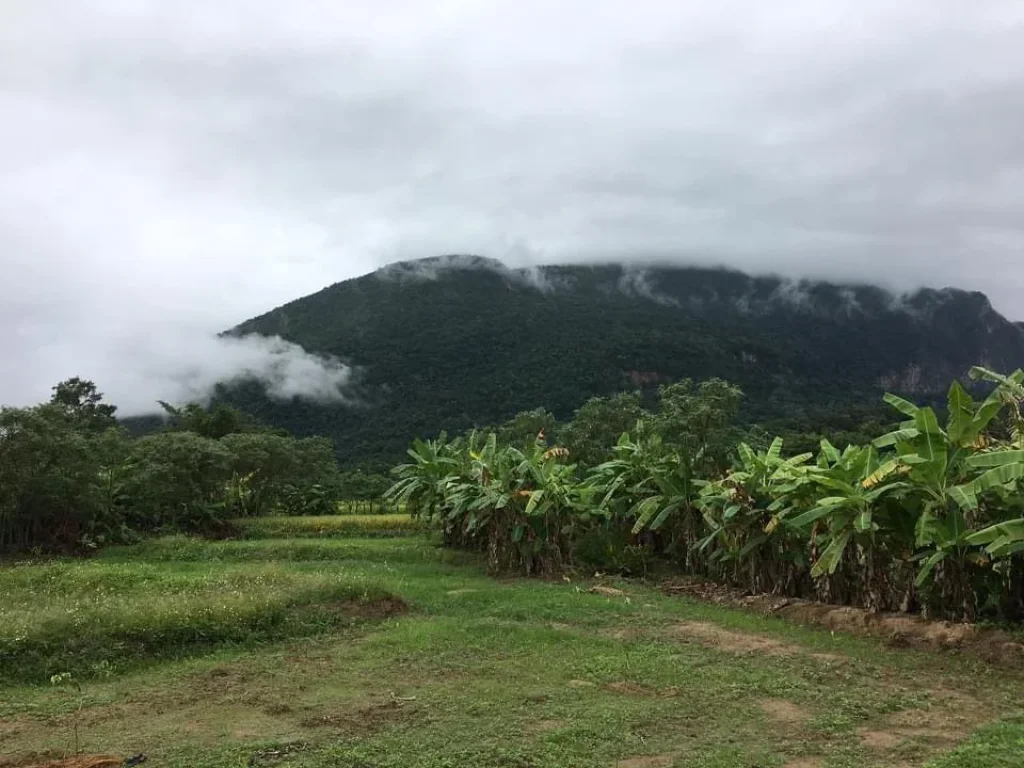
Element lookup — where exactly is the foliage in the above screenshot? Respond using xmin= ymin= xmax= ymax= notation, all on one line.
xmin=0 ymin=380 xmax=350 ymax=552
xmin=653 ymin=378 xmax=743 ymax=472
xmin=220 ymin=432 xmax=339 ymax=517
xmin=0 ymin=404 xmax=120 ymax=550
xmin=224 ymin=260 xmax=1024 ymax=468
xmin=118 ymin=432 xmax=237 ymax=533
xmin=389 ymin=369 xmax=1024 ymax=621
xmin=50 ymin=377 xmax=118 ymax=432
xmin=157 ymin=400 xmax=281 ymax=439
xmin=335 ymin=470 xmax=397 ymax=512
xmin=694 ymin=438 xmax=817 ymax=594
xmin=560 ymin=393 xmax=645 ymax=467
xmin=387 ymin=432 xmax=597 ymax=574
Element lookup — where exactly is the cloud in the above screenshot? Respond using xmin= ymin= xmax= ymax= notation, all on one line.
xmin=616 ymin=266 xmax=679 ymax=306
xmin=118 ymin=334 xmax=353 ymax=416
xmin=2 ymin=318 xmax=354 ymax=416
xmin=2 ymin=1 xmax=1024 ymax=408
xmin=376 ymin=254 xmax=566 ymax=293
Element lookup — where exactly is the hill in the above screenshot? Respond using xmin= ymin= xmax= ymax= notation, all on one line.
xmin=225 ymin=256 xmax=1024 ymax=467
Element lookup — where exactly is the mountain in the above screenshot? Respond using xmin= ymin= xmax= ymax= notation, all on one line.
xmin=225 ymin=256 xmax=1024 ymax=468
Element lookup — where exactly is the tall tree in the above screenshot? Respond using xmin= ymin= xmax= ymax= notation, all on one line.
xmin=560 ymin=392 xmax=645 ymax=467
xmin=655 ymin=378 xmax=743 ymax=472
xmin=50 ymin=377 xmax=117 ymax=431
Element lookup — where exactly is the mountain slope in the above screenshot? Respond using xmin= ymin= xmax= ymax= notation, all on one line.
xmin=227 ymin=257 xmax=1024 ymax=467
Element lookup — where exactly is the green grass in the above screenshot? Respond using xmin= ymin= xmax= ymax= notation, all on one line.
xmin=1 ymin=536 xmax=1023 ymax=767
xmin=927 ymin=715 xmax=1024 ymax=767
xmin=233 ymin=513 xmax=424 ymax=538
xmin=0 ymin=551 xmax=393 ymax=683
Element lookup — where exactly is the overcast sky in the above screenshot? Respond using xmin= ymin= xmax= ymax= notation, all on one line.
xmin=3 ymin=1 xmax=1024 ymax=412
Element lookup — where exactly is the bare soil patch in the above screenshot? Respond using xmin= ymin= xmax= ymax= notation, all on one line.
xmin=567 ymin=679 xmax=596 ymax=689
xmin=759 ymin=699 xmax=809 ymax=726
xmin=667 ymin=621 xmax=796 ymax=656
xmin=661 ymin=579 xmax=1024 ymax=665
xmin=298 ymin=696 xmax=416 ymax=734
xmin=314 ymin=596 xmax=409 ymax=621
xmin=0 ymin=757 xmax=127 ymax=768
xmin=605 ymin=681 xmax=656 ymax=697
xmin=781 ymin=759 xmax=822 ymax=768
xmin=248 ymin=742 xmax=309 ymax=766
xmin=616 ymin=755 xmax=675 ymax=768
xmin=856 ymin=691 xmax=987 ymax=754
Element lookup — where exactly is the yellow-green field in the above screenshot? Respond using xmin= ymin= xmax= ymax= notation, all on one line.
xmin=232 ymin=514 xmax=424 ymax=539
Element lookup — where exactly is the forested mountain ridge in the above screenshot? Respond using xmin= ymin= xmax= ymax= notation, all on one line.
xmin=225 ymin=256 xmax=1024 ymax=467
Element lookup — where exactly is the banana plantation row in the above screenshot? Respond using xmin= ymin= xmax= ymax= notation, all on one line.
xmin=387 ymin=367 xmax=1024 ymax=622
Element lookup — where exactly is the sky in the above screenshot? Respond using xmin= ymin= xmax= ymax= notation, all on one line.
xmin=2 ymin=1 xmax=1024 ymax=413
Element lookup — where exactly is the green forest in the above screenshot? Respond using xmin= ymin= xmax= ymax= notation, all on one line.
xmin=225 ymin=260 xmax=1024 ymax=469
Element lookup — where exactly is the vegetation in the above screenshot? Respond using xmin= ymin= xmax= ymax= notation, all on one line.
xmin=0 ymin=556 xmax=391 ymax=683
xmin=8 ymin=262 xmax=1024 ymax=764
xmin=2 ymin=535 xmax=1023 ymax=767
xmin=0 ymin=379 xmax=377 ymax=553
xmin=232 ymin=514 xmax=424 ymax=539
xmin=227 ymin=258 xmax=1024 ymax=467
xmin=388 ymin=367 xmax=1024 ymax=621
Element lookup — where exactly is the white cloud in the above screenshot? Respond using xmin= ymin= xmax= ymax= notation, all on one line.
xmin=107 ymin=333 xmax=354 ymax=416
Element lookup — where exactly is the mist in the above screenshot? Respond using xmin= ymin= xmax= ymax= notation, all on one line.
xmin=109 ymin=334 xmax=354 ymax=417
xmin=0 ymin=324 xmax=353 ymax=416
xmin=3 ymin=1 xmax=1024 ymax=409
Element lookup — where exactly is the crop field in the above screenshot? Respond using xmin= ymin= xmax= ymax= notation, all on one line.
xmin=1 ymin=529 xmax=1023 ymax=768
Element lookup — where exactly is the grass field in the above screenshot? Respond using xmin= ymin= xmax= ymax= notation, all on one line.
xmin=2 ymin=532 xmax=1023 ymax=767
xmin=233 ymin=514 xmax=424 ymax=539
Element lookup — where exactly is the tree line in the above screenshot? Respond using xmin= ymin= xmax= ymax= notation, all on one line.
xmin=0 ymin=379 xmax=393 ymax=553
xmin=387 ymin=368 xmax=1024 ymax=622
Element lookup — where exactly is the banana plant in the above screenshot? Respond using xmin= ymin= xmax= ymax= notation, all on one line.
xmin=511 ymin=438 xmax=596 ymax=572
xmin=385 ymin=434 xmax=461 ymax=522
xmin=786 ymin=441 xmax=909 ymax=578
xmin=966 ymin=518 xmax=1024 ymax=559
xmin=969 ymin=367 xmax=1024 ymax=446
xmin=588 ymin=429 xmax=700 ymax=534
xmin=870 ymin=381 xmax=1016 ymax=615
xmin=959 ymin=447 xmax=1024 ymax=561
xmin=584 ymin=430 xmax=661 ymax=525
xmin=696 ymin=438 xmax=816 ymax=591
